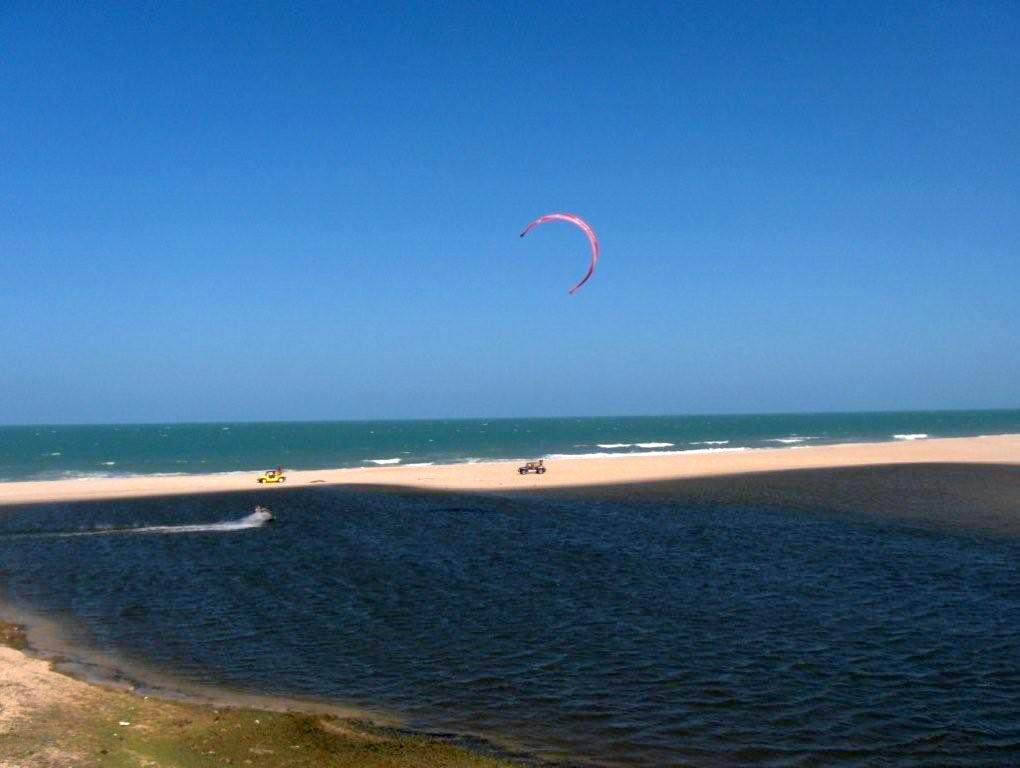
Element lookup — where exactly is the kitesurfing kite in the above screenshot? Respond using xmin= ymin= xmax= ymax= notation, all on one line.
xmin=519 ymin=212 xmax=599 ymax=294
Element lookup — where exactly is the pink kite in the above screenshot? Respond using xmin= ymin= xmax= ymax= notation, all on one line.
xmin=519 ymin=212 xmax=599 ymax=294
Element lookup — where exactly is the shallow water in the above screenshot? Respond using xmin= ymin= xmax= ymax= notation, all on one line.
xmin=1 ymin=480 xmax=1019 ymax=766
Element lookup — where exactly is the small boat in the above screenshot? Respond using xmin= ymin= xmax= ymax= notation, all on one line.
xmin=254 ymin=506 xmax=276 ymax=523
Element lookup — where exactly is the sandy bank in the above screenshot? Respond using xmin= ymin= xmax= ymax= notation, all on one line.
xmin=1 ymin=434 xmax=1018 ymax=507
xmin=0 ymin=619 xmax=516 ymax=768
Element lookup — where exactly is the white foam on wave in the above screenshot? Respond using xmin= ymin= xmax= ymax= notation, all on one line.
xmin=691 ymin=440 xmax=730 ymax=445
xmin=766 ymin=436 xmax=819 ymax=444
xmin=893 ymin=433 xmax=928 ymax=440
xmin=101 ymin=461 xmax=116 ymax=466
xmin=365 ymin=458 xmax=401 ymax=465
xmin=65 ymin=470 xmax=192 ymax=481
xmin=595 ymin=442 xmax=675 ymax=449
xmin=544 ymin=447 xmax=749 ymax=461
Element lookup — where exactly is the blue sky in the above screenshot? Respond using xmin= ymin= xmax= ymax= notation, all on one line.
xmin=1 ymin=2 xmax=1017 ymax=424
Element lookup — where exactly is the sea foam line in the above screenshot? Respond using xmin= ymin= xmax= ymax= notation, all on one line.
xmin=544 ymin=447 xmax=749 ymax=461
xmin=893 ymin=434 xmax=928 ymax=440
xmin=596 ymin=442 xmax=675 ymax=449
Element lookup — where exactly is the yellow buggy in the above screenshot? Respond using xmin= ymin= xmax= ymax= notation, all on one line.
xmin=257 ymin=469 xmax=286 ymax=484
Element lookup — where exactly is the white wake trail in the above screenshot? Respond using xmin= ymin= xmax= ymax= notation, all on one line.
xmin=126 ymin=509 xmax=274 ymax=535
xmin=9 ymin=509 xmax=274 ymax=540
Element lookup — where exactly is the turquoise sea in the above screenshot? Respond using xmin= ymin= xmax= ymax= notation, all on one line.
xmin=1 ymin=409 xmax=1018 ymax=482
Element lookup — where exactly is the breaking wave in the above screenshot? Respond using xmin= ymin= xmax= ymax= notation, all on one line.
xmin=893 ymin=433 xmax=928 ymax=440
xmin=595 ymin=442 xmax=676 ymax=450
xmin=544 ymin=447 xmax=749 ymax=461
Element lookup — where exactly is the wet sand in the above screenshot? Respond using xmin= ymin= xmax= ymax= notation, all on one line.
xmin=1 ymin=434 xmax=1018 ymax=507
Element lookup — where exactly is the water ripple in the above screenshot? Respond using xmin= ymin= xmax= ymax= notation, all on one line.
xmin=1 ymin=485 xmax=1019 ymax=766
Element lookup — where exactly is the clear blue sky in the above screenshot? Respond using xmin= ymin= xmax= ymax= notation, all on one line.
xmin=2 ymin=2 xmax=1017 ymax=424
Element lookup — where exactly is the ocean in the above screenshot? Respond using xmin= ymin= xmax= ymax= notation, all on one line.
xmin=2 ymin=466 xmax=1019 ymax=766
xmin=1 ymin=409 xmax=1019 ymax=482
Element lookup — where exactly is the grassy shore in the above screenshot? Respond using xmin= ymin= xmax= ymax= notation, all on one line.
xmin=0 ymin=621 xmax=517 ymax=768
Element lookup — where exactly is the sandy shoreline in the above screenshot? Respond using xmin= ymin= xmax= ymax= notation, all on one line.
xmin=1 ymin=434 xmax=1018 ymax=507
xmin=0 ymin=621 xmax=515 ymax=768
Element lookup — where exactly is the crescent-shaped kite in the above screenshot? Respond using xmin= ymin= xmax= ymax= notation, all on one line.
xmin=519 ymin=212 xmax=599 ymax=294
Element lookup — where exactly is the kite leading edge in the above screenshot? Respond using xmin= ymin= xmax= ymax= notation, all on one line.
xmin=519 ymin=212 xmax=599 ymax=294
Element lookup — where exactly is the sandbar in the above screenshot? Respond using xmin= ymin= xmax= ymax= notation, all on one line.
xmin=1 ymin=434 xmax=1017 ymax=507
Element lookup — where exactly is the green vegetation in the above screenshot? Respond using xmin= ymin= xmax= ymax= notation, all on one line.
xmin=1 ymin=621 xmax=518 ymax=768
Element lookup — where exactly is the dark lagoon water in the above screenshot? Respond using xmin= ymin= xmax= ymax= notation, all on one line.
xmin=2 ymin=470 xmax=1020 ymax=766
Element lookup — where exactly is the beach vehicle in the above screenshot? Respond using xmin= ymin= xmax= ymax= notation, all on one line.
xmin=518 ymin=460 xmax=547 ymax=475
xmin=257 ymin=469 xmax=286 ymax=484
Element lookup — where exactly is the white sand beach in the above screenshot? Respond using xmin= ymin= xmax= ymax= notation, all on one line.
xmin=1 ymin=434 xmax=1017 ymax=507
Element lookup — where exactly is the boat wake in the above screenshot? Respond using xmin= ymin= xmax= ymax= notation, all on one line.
xmin=1 ymin=509 xmax=274 ymax=540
